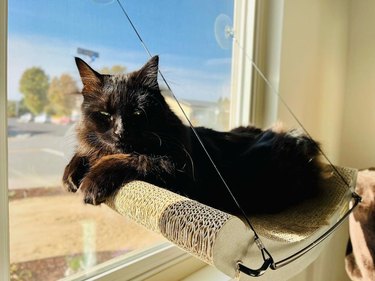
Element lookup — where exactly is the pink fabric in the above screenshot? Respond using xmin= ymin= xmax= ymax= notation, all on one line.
xmin=345 ymin=168 xmax=375 ymax=281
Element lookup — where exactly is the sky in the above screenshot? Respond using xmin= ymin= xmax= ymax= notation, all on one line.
xmin=8 ymin=0 xmax=234 ymax=102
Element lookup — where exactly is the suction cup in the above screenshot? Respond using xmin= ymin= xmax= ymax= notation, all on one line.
xmin=214 ymin=14 xmax=234 ymax=50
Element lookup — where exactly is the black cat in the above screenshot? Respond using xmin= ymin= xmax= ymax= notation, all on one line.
xmin=63 ymin=56 xmax=324 ymax=215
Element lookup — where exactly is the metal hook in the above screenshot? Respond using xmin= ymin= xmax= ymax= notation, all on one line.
xmin=237 ymin=258 xmax=273 ymax=277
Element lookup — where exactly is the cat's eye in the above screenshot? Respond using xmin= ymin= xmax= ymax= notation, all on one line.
xmin=100 ymin=111 xmax=111 ymax=117
xmin=133 ymin=110 xmax=142 ymax=116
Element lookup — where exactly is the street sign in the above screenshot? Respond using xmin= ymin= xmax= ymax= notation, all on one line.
xmin=77 ymin=48 xmax=99 ymax=61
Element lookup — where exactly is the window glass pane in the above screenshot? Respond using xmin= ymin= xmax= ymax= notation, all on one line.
xmin=8 ymin=0 xmax=234 ymax=280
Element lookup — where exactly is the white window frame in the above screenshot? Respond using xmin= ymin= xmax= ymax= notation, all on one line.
xmin=229 ymin=0 xmax=256 ymax=128
xmin=0 ymin=1 xmax=257 ymax=280
xmin=0 ymin=0 xmax=10 ymax=280
xmin=230 ymin=0 xmax=284 ymax=129
xmin=60 ymin=243 xmax=204 ymax=281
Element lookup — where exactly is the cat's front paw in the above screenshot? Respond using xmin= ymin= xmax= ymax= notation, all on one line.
xmin=79 ymin=176 xmax=110 ymax=205
xmin=62 ymin=154 xmax=90 ymax=193
xmin=78 ymin=154 xmax=139 ymax=205
xmin=63 ymin=174 xmax=79 ymax=193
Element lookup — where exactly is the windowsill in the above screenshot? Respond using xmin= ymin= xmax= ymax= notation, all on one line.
xmin=181 ymin=265 xmax=232 ymax=281
xmin=60 ymin=242 xmax=206 ymax=281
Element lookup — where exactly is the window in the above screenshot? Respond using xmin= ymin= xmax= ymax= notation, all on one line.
xmin=3 ymin=2 xmax=369 ymax=281
xmin=1 ymin=1 xmax=255 ymax=280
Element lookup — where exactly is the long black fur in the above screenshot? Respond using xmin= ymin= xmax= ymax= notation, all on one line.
xmin=63 ymin=56 xmax=324 ymax=215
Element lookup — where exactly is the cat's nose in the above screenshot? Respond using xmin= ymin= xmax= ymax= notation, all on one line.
xmin=114 ymin=127 xmax=122 ymax=137
xmin=113 ymin=118 xmax=123 ymax=137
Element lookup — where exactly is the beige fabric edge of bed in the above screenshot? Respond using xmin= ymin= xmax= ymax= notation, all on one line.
xmin=105 ymin=166 xmax=357 ymax=279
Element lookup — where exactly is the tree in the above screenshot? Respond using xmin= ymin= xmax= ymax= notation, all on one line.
xmin=7 ymin=101 xmax=17 ymax=117
xmin=18 ymin=99 xmax=31 ymax=116
xmin=100 ymin=65 xmax=127 ymax=75
xmin=47 ymin=74 xmax=79 ymax=116
xmin=7 ymin=100 xmax=30 ymax=117
xmin=19 ymin=67 xmax=49 ymax=115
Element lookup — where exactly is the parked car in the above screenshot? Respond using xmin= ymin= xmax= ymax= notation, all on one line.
xmin=18 ymin=113 xmax=33 ymax=123
xmin=57 ymin=116 xmax=71 ymax=125
xmin=34 ymin=113 xmax=50 ymax=123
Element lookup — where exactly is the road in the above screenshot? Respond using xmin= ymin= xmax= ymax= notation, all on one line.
xmin=8 ymin=118 xmax=78 ymax=189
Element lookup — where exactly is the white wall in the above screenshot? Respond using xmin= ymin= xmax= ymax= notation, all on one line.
xmin=340 ymin=0 xmax=375 ymax=169
xmin=278 ymin=1 xmax=352 ymax=281
xmin=273 ymin=0 xmax=375 ymax=281
xmin=279 ymin=0 xmax=375 ymax=170
xmin=278 ymin=0 xmax=350 ymax=163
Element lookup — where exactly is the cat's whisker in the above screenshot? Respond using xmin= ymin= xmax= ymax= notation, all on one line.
xmin=154 ymin=133 xmax=196 ymax=181
xmin=84 ymin=132 xmax=117 ymax=155
xmin=182 ymin=147 xmax=196 ymax=181
xmin=140 ymin=108 xmax=149 ymax=124
xmin=149 ymin=132 xmax=162 ymax=147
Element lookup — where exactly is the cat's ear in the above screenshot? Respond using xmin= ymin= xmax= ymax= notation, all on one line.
xmin=137 ymin=55 xmax=159 ymax=89
xmin=75 ymin=57 xmax=102 ymax=92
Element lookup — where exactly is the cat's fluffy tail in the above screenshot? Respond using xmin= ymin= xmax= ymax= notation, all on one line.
xmin=241 ymin=125 xmax=327 ymax=213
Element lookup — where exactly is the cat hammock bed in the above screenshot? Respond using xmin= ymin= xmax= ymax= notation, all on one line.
xmin=90 ymin=3 xmax=361 ymax=279
xmin=105 ymin=166 xmax=358 ymax=280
